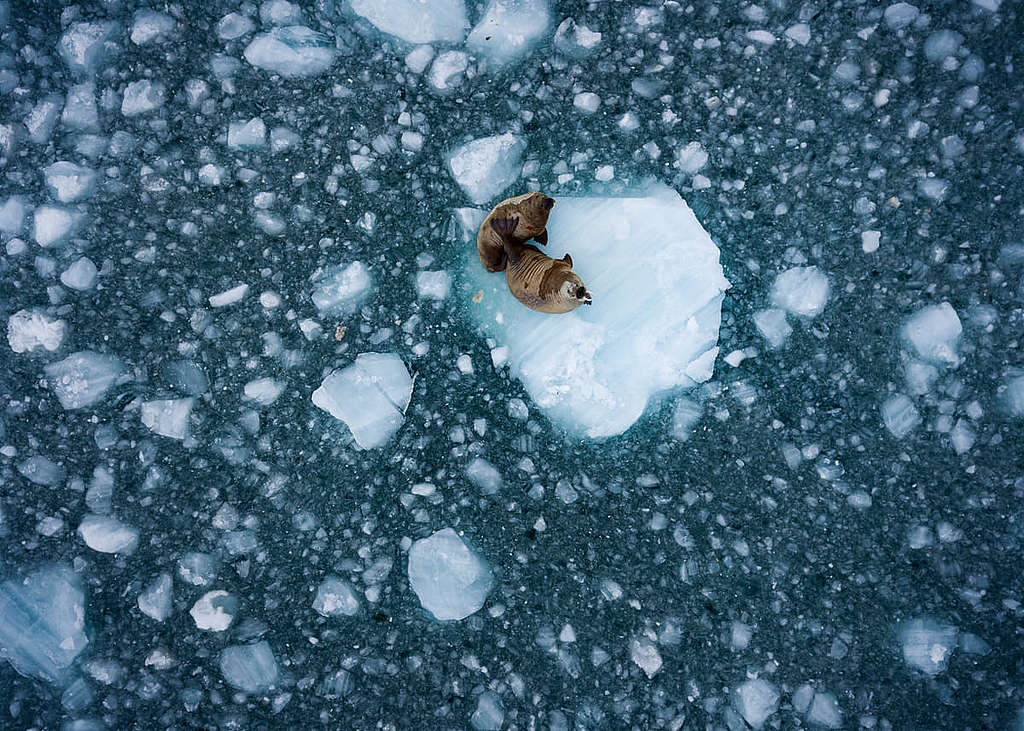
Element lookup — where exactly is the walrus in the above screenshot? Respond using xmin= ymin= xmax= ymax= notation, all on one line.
xmin=477 ymin=192 xmax=555 ymax=273
xmin=491 ymin=216 xmax=592 ymax=314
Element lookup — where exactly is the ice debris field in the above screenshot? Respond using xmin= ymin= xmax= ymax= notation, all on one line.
xmin=1 ymin=0 xmax=1024 ymax=729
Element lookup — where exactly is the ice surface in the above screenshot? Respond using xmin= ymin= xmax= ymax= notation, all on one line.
xmin=447 ymin=134 xmax=526 ymax=204
xmin=0 ymin=195 xmax=26 ymax=233
xmin=0 ymin=567 xmax=88 ymax=683
xmin=466 ymin=457 xmax=502 ymax=494
xmin=312 ymin=353 xmax=413 ymax=449
xmin=121 ymin=80 xmax=165 ymax=116
xmin=553 ymin=18 xmax=602 ymax=56
xmin=924 ymin=30 xmax=963 ymax=63
xmin=17 ymin=456 xmax=65 ymax=486
xmin=227 ymin=118 xmax=266 ymax=149
xmin=807 ymin=692 xmax=842 ymax=728
xmin=881 ymin=393 xmax=919 ymax=438
xmin=884 ymin=3 xmax=919 ymax=28
xmin=903 ymin=302 xmax=961 ymax=365
xmin=462 ymin=185 xmax=729 ymax=438
xmin=137 ymin=573 xmax=173 ymax=621
xmin=770 ymin=266 xmax=830 ymax=318
xmin=34 ymin=206 xmax=84 ymax=247
xmin=131 ymin=10 xmax=176 ymax=44
xmin=44 ymin=351 xmax=125 ymax=410
xmin=141 ymin=398 xmax=194 ymax=440
xmin=671 ymin=397 xmax=702 ymax=440
xmin=217 ymin=13 xmax=255 ymax=40
xmin=753 ymin=308 xmax=792 ymax=349
xmin=405 ymin=45 xmax=435 ymax=73
xmin=350 ymin=0 xmax=468 ymax=44
xmin=244 ymin=378 xmax=285 ymax=406
xmin=428 ymin=50 xmax=470 ymax=92
xmin=190 ymin=590 xmax=237 ymax=631
xmin=1004 ymin=371 xmax=1024 ymax=417
xmin=58 ymin=22 xmax=115 ymax=75
xmin=44 ymin=162 xmax=97 ymax=203
xmin=61 ymin=257 xmax=98 ymax=291
xmin=416 ymin=270 xmax=451 ymax=299
xmin=209 ymin=283 xmax=250 ymax=307
xmin=470 ymin=691 xmax=505 ymax=730
xmin=78 ymin=514 xmax=139 ymax=554
xmin=61 ymin=83 xmax=99 ymax=131
xmin=898 ymin=618 xmax=958 ymax=675
xmin=8 ymin=309 xmax=66 ymax=353
xmin=312 ymin=576 xmax=360 ymax=617
xmin=25 ymin=96 xmax=63 ymax=144
xmin=630 ymin=638 xmax=663 ymax=677
xmin=311 ymin=261 xmax=373 ymax=314
xmin=219 ymin=641 xmax=279 ymax=693
xmin=407 ymin=527 xmax=494 ymax=621
xmin=243 ymin=27 xmax=337 ymax=78
xmin=466 ymin=0 xmax=551 ymax=67
xmin=261 ymin=0 xmax=304 ymax=26
xmin=732 ymin=679 xmax=779 ymax=729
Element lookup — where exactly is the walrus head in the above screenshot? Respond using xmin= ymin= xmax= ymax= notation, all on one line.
xmin=556 ymin=272 xmax=593 ymax=309
xmin=521 ymin=192 xmax=555 ymax=232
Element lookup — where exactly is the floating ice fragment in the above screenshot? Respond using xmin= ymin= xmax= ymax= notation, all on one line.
xmin=0 ymin=195 xmax=26 ymax=233
xmin=312 ymin=353 xmax=413 ymax=449
xmin=470 ymin=691 xmax=505 ymax=730
xmin=131 ymin=9 xmax=176 ymax=44
xmin=350 ymin=0 xmax=468 ymax=43
xmin=416 ymin=271 xmax=451 ymax=300
xmin=903 ymin=302 xmax=961 ymax=365
xmin=917 ymin=177 xmax=949 ymax=201
xmin=45 ymin=351 xmax=124 ymax=410
xmin=676 ymin=142 xmax=708 ymax=173
xmin=24 ymin=96 xmax=63 ymax=144
xmin=243 ymin=27 xmax=337 ymax=77
xmin=405 ymin=45 xmax=435 ymax=73
xmin=785 ymin=23 xmax=811 ymax=45
xmin=408 ymin=528 xmax=493 ymax=621
xmin=0 ymin=566 xmax=89 ymax=683
xmin=17 ymin=456 xmax=65 ymax=486
xmin=217 ymin=12 xmax=255 ymax=40
xmin=58 ymin=22 xmax=115 ymax=75
xmin=466 ymin=0 xmax=551 ymax=67
xmin=78 ymin=514 xmax=139 ymax=554
xmin=807 ymin=692 xmax=842 ymax=728
xmin=8 ymin=309 xmax=65 ymax=353
xmin=884 ymin=3 xmax=919 ymax=28
xmin=466 ymin=457 xmax=502 ymax=494
xmin=178 ymin=552 xmax=218 ymax=586
xmin=630 ymin=638 xmax=662 ymax=677
xmin=209 ymin=283 xmax=250 ymax=307
xmin=191 ymin=590 xmax=237 ymax=631
xmin=311 ymin=261 xmax=373 ymax=314
xmin=227 ymin=118 xmax=266 ymax=149
xmin=897 ymin=618 xmax=958 ymax=675
xmin=671 ymin=397 xmax=702 ymax=440
xmin=732 ymin=679 xmax=779 ymax=730
xmin=770 ymin=266 xmax=830 ymax=318
xmin=428 ymin=50 xmax=469 ymax=92
xmin=163 ymin=360 xmax=210 ymax=396
xmin=924 ymin=30 xmax=963 ymax=62
xmin=121 ymin=80 xmax=165 ymax=116
xmin=220 ymin=641 xmax=279 ymax=692
xmin=244 ymin=378 xmax=285 ymax=406
xmin=34 ymin=205 xmax=83 ymax=247
xmin=138 ymin=573 xmax=173 ymax=621
xmin=1003 ymin=371 xmax=1024 ymax=417
xmin=141 ymin=398 xmax=194 ymax=440
xmin=881 ymin=393 xmax=919 ymax=438
xmin=62 ymin=83 xmax=99 ymax=131
xmin=261 ymin=0 xmax=304 ymax=26
xmin=573 ymin=92 xmax=601 ymax=113
xmin=312 ymin=577 xmax=360 ymax=617
xmin=553 ymin=18 xmax=602 ymax=56
xmin=463 ymin=185 xmax=729 ymax=438
xmin=447 ymin=133 xmax=526 ymax=205
xmin=60 ymin=257 xmax=98 ymax=290
xmin=753 ymin=308 xmax=791 ymax=349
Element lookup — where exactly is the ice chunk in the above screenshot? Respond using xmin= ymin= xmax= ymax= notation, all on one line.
xmin=753 ymin=308 xmax=792 ymax=349
xmin=311 ymin=261 xmax=373 ymax=314
xmin=220 ymin=641 xmax=279 ymax=693
xmin=466 ymin=0 xmax=550 ymax=67
xmin=25 ymin=95 xmax=63 ymax=144
xmin=261 ymin=0 xmax=305 ymax=26
xmin=405 ymin=45 xmax=435 ymax=73
xmin=470 ymin=691 xmax=505 ymax=730
xmin=553 ymin=18 xmax=602 ymax=56
xmin=0 ymin=566 xmax=88 ymax=683
xmin=8 ymin=309 xmax=65 ymax=353
xmin=924 ymin=30 xmax=963 ymax=62
xmin=217 ymin=12 xmax=255 ymax=40
xmin=228 ymin=118 xmax=266 ymax=149
xmin=34 ymin=205 xmax=84 ymax=247
xmin=44 ymin=162 xmax=96 ymax=203
xmin=78 ymin=514 xmax=139 ymax=554
xmin=676 ymin=142 xmax=709 ymax=173
xmin=884 ymin=3 xmax=919 ymax=28
xmin=138 ymin=573 xmax=173 ymax=621
xmin=1004 ymin=371 xmax=1024 ymax=417
xmin=121 ymin=80 xmax=165 ymax=116
xmin=162 ymin=360 xmax=210 ymax=396
xmin=44 ymin=351 xmax=124 ymax=410
xmin=312 ymin=577 xmax=360 ymax=617
xmin=178 ymin=552 xmax=218 ymax=586
xmin=732 ymin=679 xmax=779 ymax=730
xmin=0 ymin=195 xmax=27 ymax=233
xmin=140 ymin=398 xmax=194 ymax=440
xmin=671 ymin=397 xmax=702 ymax=440
xmin=808 ymin=692 xmax=842 ymax=728
xmin=61 ymin=83 xmax=99 ymax=131
xmin=428 ymin=50 xmax=469 ymax=92
xmin=60 ymin=257 xmax=98 ymax=290
xmin=950 ymin=419 xmax=975 ymax=455
xmin=17 ymin=456 xmax=65 ymax=486
xmin=785 ymin=23 xmax=811 ymax=45
xmin=350 ymin=0 xmax=468 ymax=43
xmin=408 ymin=528 xmax=494 ymax=621
xmin=630 ymin=638 xmax=663 ymax=677
xmin=898 ymin=618 xmax=958 ymax=675
xmin=244 ymin=378 xmax=285 ymax=406
xmin=463 ymin=185 xmax=729 ymax=438
xmin=312 ymin=353 xmax=413 ymax=449
xmin=416 ymin=270 xmax=451 ymax=300
xmin=131 ymin=10 xmax=176 ymax=44
xmin=881 ymin=393 xmax=919 ymax=438
xmin=903 ymin=302 xmax=961 ymax=365
xmin=190 ymin=590 xmax=237 ymax=631
xmin=466 ymin=457 xmax=502 ymax=494
xmin=270 ymin=126 xmax=299 ymax=153
xmin=770 ymin=266 xmax=830 ymax=318
xmin=209 ymin=283 xmax=249 ymax=306
xmin=243 ymin=27 xmax=337 ymax=77
xmin=447 ymin=133 xmax=526 ymax=205
xmin=58 ymin=22 xmax=115 ymax=75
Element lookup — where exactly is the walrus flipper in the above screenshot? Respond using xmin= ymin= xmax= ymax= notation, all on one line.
xmin=534 ymin=229 xmax=548 ymax=246
xmin=562 ymin=253 xmax=573 ymax=267
xmin=491 ymin=217 xmax=522 ymax=264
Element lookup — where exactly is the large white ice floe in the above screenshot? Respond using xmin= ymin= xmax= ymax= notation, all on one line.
xmin=447 ymin=133 xmax=526 ymax=205
xmin=466 ymin=0 xmax=551 ymax=67
xmin=461 ymin=184 xmax=730 ymax=439
xmin=349 ymin=0 xmax=468 ymax=44
xmin=219 ymin=641 xmax=279 ymax=693
xmin=8 ymin=309 xmax=66 ymax=353
xmin=0 ymin=566 xmax=89 ymax=683
xmin=312 ymin=352 xmax=413 ymax=448
xmin=243 ymin=26 xmax=337 ymax=77
xmin=44 ymin=351 xmax=125 ymax=410
xmin=407 ymin=527 xmax=494 ymax=621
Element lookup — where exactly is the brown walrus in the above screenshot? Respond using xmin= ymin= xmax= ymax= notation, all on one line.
xmin=491 ymin=216 xmax=593 ymax=314
xmin=477 ymin=192 xmax=555 ymax=273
